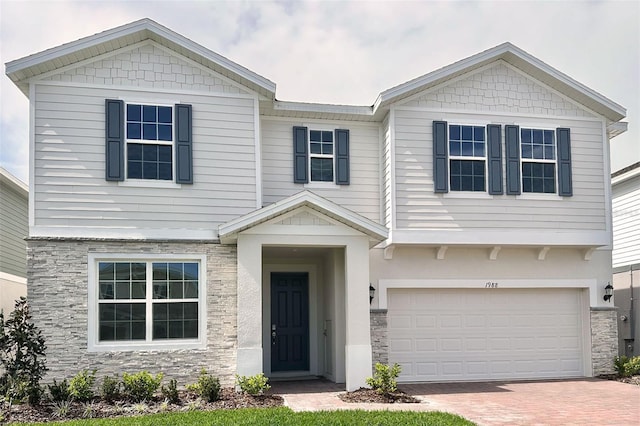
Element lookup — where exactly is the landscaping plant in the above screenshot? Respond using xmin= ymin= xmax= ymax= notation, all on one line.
xmin=47 ymin=378 xmax=71 ymax=403
xmin=0 ymin=297 xmax=48 ymax=405
xmin=69 ymin=369 xmax=97 ymax=401
xmin=614 ymin=355 xmax=640 ymax=377
xmin=366 ymin=362 xmax=402 ymax=394
xmin=101 ymin=375 xmax=121 ymax=402
xmin=161 ymin=378 xmax=180 ymax=403
xmin=193 ymin=369 xmax=221 ymax=402
xmin=236 ymin=372 xmax=271 ymax=395
xmin=122 ymin=371 xmax=163 ymax=402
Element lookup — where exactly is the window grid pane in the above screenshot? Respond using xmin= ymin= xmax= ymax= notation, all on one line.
xmin=449 ymin=124 xmax=486 ymax=192
xmin=450 ymin=160 xmax=486 ymax=192
xmin=521 ymin=128 xmax=557 ymax=194
xmin=126 ymin=103 xmax=173 ymax=181
xmin=309 ymin=130 xmax=334 ymax=182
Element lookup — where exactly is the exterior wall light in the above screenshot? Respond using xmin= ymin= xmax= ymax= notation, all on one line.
xmin=369 ymin=284 xmax=376 ymax=304
xmin=603 ymin=283 xmax=613 ymax=302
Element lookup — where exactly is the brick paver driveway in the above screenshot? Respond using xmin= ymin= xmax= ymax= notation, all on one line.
xmin=272 ymin=378 xmax=640 ymax=426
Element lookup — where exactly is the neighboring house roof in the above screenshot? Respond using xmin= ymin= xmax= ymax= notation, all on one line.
xmin=219 ymin=191 xmax=389 ymax=246
xmin=4 ymin=18 xmax=276 ymax=100
xmin=5 ymin=19 xmax=626 ymax=130
xmin=0 ymin=167 xmax=28 ymax=196
xmin=612 ymin=161 xmax=640 ymax=185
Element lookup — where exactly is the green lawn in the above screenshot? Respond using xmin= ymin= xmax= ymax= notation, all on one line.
xmin=14 ymin=407 xmax=475 ymax=425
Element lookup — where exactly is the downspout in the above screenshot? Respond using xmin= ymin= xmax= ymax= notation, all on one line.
xmin=629 ymin=265 xmax=635 ymax=356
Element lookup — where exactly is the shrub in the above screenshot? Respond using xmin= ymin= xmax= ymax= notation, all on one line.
xmin=0 ymin=297 xmax=48 ymax=405
xmin=614 ymin=355 xmax=640 ymax=377
xmin=236 ymin=373 xmax=271 ymax=395
xmin=366 ymin=362 xmax=402 ymax=394
xmin=48 ymin=378 xmax=70 ymax=402
xmin=122 ymin=371 xmax=163 ymax=402
xmin=193 ymin=369 xmax=220 ymax=402
xmin=101 ymin=375 xmax=120 ymax=402
xmin=161 ymin=378 xmax=180 ymax=403
xmin=69 ymin=369 xmax=96 ymax=402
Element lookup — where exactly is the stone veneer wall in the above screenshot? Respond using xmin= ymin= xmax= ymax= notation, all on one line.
xmin=591 ymin=307 xmax=618 ymax=376
xmin=27 ymin=238 xmax=238 ymax=386
xmin=370 ymin=309 xmax=388 ymax=368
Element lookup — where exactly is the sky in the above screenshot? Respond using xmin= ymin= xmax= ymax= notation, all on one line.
xmin=1 ymin=0 xmax=638 ymax=184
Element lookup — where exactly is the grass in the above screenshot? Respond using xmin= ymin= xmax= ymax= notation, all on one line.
xmin=13 ymin=407 xmax=475 ymax=425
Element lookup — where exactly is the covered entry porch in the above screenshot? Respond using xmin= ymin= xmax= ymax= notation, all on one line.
xmin=219 ymin=191 xmax=388 ymax=391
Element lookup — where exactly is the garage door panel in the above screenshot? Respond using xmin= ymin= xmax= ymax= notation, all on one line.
xmin=388 ymin=288 xmax=584 ymax=382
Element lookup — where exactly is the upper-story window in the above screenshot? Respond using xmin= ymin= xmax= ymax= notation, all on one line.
xmin=309 ymin=130 xmax=334 ymax=182
xmin=449 ymin=125 xmax=486 ymax=192
xmin=126 ymin=104 xmax=173 ymax=181
xmin=293 ymin=126 xmax=350 ymax=185
xmin=105 ymin=99 xmax=193 ymax=184
xmin=520 ymin=128 xmax=556 ymax=194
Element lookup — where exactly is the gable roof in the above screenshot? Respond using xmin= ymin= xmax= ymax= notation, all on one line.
xmin=5 ymin=18 xmax=276 ymax=99
xmin=218 ymin=191 xmax=388 ymax=246
xmin=0 ymin=167 xmax=28 ymax=197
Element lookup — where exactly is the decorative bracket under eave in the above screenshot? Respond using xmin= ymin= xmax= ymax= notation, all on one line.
xmin=583 ymin=248 xmax=595 ymax=261
xmin=436 ymin=246 xmax=448 ymax=260
xmin=537 ymin=246 xmax=550 ymax=261
xmin=489 ymin=246 xmax=501 ymax=261
xmin=383 ymin=245 xmax=395 ymax=260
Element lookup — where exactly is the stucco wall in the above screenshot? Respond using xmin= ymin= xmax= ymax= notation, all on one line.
xmin=27 ymin=239 xmax=238 ymax=385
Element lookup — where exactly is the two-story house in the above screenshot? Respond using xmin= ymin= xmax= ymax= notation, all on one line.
xmin=5 ymin=19 xmax=627 ymax=391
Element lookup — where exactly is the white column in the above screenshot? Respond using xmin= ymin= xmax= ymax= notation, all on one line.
xmin=344 ymin=237 xmax=373 ymax=391
xmin=236 ymin=234 xmax=263 ymax=376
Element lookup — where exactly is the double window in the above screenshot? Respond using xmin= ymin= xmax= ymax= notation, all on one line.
xmin=89 ymin=255 xmax=205 ymax=351
xmin=448 ymin=125 xmax=486 ymax=192
xmin=293 ymin=126 xmax=350 ymax=185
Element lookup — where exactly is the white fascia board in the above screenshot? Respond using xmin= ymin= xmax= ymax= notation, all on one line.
xmin=389 ymin=229 xmax=610 ymax=248
xmin=29 ymin=226 xmax=217 ymax=241
xmin=607 ymin=122 xmax=629 ymax=139
xmin=5 ymin=18 xmax=276 ymax=97
xmin=218 ymin=191 xmax=388 ymax=243
xmin=373 ymin=42 xmax=626 ymax=122
xmin=0 ymin=167 xmax=28 ymax=195
xmin=273 ymin=101 xmax=373 ymax=116
xmin=612 ymin=163 xmax=640 ymax=186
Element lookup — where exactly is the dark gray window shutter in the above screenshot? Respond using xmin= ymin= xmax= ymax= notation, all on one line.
xmin=433 ymin=121 xmax=448 ymax=193
xmin=335 ymin=129 xmax=350 ymax=185
xmin=505 ymin=125 xmax=521 ymax=195
xmin=557 ymin=127 xmax=572 ymax=197
xmin=105 ymin=99 xmax=124 ymax=181
xmin=293 ymin=126 xmax=308 ymax=183
xmin=175 ymin=104 xmax=193 ymax=184
xmin=487 ymin=124 xmax=503 ymax=195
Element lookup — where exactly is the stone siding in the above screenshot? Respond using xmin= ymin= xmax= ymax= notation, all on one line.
xmin=590 ymin=308 xmax=618 ymax=376
xmin=44 ymin=42 xmax=247 ymax=94
xmin=370 ymin=309 xmax=388 ymax=368
xmin=27 ymin=238 xmax=238 ymax=386
xmin=404 ymin=63 xmax=594 ymax=117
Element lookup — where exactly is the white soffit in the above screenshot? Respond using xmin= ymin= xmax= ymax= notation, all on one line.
xmin=5 ymin=18 xmax=276 ymax=99
xmin=218 ymin=190 xmax=388 ymax=244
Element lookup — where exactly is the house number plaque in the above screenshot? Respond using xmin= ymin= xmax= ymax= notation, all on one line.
xmin=485 ymin=281 xmax=499 ymax=288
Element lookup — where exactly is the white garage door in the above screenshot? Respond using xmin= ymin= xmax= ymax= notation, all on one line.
xmin=388 ymin=288 xmax=585 ymax=382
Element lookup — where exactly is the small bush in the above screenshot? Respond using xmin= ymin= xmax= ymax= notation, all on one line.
xmin=193 ymin=369 xmax=220 ymax=402
xmin=69 ymin=369 xmax=96 ymax=402
xmin=236 ymin=373 xmax=271 ymax=395
xmin=47 ymin=378 xmax=70 ymax=402
xmin=122 ymin=371 xmax=163 ymax=402
xmin=101 ymin=375 xmax=120 ymax=402
xmin=161 ymin=378 xmax=180 ymax=403
xmin=614 ymin=355 xmax=640 ymax=377
xmin=366 ymin=362 xmax=402 ymax=394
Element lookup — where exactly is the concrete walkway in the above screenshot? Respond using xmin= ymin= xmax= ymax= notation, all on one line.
xmin=270 ymin=378 xmax=640 ymax=426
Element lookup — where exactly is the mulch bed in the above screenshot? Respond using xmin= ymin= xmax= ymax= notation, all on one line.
xmin=338 ymin=387 xmax=421 ymax=404
xmin=2 ymin=388 xmax=283 ymax=423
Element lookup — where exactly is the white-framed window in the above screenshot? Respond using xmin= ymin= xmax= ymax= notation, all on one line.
xmin=126 ymin=103 xmax=174 ymax=181
xmin=309 ymin=129 xmax=334 ymax=182
xmin=87 ymin=253 xmax=206 ymax=351
xmin=520 ymin=128 xmax=556 ymax=194
xmin=448 ymin=124 xmax=486 ymax=192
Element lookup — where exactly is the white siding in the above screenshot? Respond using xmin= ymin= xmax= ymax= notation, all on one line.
xmin=261 ymin=118 xmax=381 ymax=223
xmin=382 ymin=114 xmax=392 ymax=228
xmin=0 ymin=180 xmax=28 ymax=277
xmin=612 ymin=174 xmax=640 ymax=268
xmin=33 ymin=83 xmax=257 ymax=234
xmin=393 ymin=109 xmax=606 ymax=231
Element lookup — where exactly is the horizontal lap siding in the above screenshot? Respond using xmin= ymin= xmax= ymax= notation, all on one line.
xmin=261 ymin=119 xmax=381 ymax=223
xmin=382 ymin=115 xmax=392 ymax=228
xmin=0 ymin=183 xmax=28 ymax=277
xmin=612 ymin=176 xmax=640 ymax=267
xmin=394 ymin=109 xmax=605 ymax=231
xmin=33 ymin=84 xmax=256 ymax=233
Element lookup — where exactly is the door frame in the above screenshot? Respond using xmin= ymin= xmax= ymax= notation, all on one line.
xmin=262 ymin=263 xmax=319 ymax=377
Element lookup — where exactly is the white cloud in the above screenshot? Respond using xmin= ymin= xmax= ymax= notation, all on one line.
xmin=1 ymin=0 xmax=638 ymax=183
